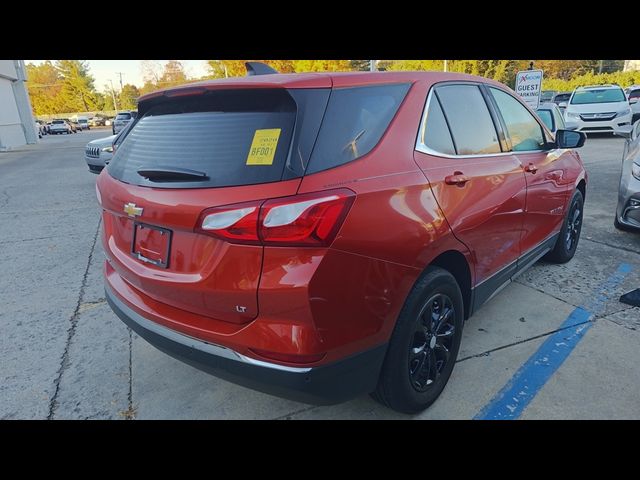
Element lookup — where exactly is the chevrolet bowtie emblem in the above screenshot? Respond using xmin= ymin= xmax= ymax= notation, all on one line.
xmin=124 ymin=202 xmax=143 ymax=217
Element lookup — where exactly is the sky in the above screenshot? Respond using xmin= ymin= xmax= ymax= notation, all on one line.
xmin=25 ymin=60 xmax=210 ymax=92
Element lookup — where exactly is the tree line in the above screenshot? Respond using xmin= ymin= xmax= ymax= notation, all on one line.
xmin=26 ymin=60 xmax=633 ymax=115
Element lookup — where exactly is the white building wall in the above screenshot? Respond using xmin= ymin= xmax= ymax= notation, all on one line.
xmin=0 ymin=60 xmax=37 ymax=150
xmin=624 ymin=60 xmax=640 ymax=72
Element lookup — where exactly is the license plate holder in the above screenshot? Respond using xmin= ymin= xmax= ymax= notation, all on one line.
xmin=131 ymin=222 xmax=172 ymax=268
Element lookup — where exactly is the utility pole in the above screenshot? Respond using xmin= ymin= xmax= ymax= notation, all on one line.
xmin=370 ymin=60 xmax=376 ymax=72
xmin=444 ymin=60 xmax=448 ymax=72
xmin=116 ymin=72 xmax=124 ymax=90
xmin=109 ymin=79 xmax=119 ymax=112
xmin=598 ymin=60 xmax=603 ymax=74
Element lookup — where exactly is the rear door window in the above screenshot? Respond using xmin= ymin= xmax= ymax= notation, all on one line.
xmin=435 ymin=84 xmax=502 ymax=155
xmin=306 ymin=83 xmax=410 ymax=174
xmin=107 ymin=89 xmax=298 ymax=189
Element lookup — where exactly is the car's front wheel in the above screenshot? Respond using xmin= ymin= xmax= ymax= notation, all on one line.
xmin=372 ymin=266 xmax=464 ymax=414
xmin=546 ymin=189 xmax=584 ymax=263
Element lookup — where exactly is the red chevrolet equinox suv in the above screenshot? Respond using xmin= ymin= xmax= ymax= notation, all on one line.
xmin=99 ymin=66 xmax=587 ymax=413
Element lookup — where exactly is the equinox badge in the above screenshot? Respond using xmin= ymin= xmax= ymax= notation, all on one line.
xmin=124 ymin=202 xmax=143 ymax=217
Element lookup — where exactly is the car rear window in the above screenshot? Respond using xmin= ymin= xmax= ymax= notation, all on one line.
xmin=116 ymin=113 xmax=132 ymax=120
xmin=305 ymin=83 xmax=410 ymax=174
xmin=107 ymin=89 xmax=298 ymax=189
xmin=52 ymin=120 xmax=64 ymax=124
xmin=629 ymin=90 xmax=640 ymax=99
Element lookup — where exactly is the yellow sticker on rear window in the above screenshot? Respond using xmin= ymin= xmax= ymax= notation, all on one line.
xmin=246 ymin=128 xmax=281 ymax=166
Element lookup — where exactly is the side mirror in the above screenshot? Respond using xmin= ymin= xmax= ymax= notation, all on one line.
xmin=556 ymin=129 xmax=586 ymax=148
xmin=564 ymin=121 xmax=578 ymax=131
xmin=613 ymin=125 xmax=634 ymax=140
xmin=630 ymin=98 xmax=638 ymax=105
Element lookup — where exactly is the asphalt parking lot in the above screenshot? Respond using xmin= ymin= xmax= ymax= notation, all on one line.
xmin=1 ymin=128 xmax=639 ymax=420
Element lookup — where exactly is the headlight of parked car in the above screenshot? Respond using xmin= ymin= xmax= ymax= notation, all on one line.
xmin=566 ymin=111 xmax=580 ymax=119
xmin=616 ymin=108 xmax=632 ymax=118
xmin=632 ymin=162 xmax=640 ymax=181
xmin=102 ymin=146 xmax=114 ymax=153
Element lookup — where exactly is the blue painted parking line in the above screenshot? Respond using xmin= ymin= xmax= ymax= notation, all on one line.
xmin=474 ymin=263 xmax=632 ymax=420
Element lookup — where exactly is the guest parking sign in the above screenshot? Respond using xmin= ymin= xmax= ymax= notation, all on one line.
xmin=515 ymin=70 xmax=544 ymax=109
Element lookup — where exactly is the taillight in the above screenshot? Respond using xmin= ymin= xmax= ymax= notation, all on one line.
xmin=195 ymin=201 xmax=262 ymax=245
xmin=260 ymin=190 xmax=355 ymax=246
xmin=195 ymin=189 xmax=355 ymax=247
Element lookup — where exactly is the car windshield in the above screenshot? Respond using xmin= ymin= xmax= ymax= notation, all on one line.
xmin=116 ymin=113 xmax=131 ymax=120
xmin=570 ymin=88 xmax=626 ymax=104
xmin=536 ymin=109 xmax=553 ymax=130
xmin=52 ymin=120 xmax=64 ymax=124
xmin=629 ymin=90 xmax=640 ymax=99
xmin=554 ymin=94 xmax=570 ymax=102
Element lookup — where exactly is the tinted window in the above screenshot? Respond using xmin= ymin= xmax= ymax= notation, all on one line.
xmin=107 ymin=89 xmax=297 ymax=189
xmin=52 ymin=120 xmax=64 ymax=124
xmin=306 ymin=83 xmax=410 ymax=174
xmin=570 ymin=88 xmax=626 ymax=104
xmin=116 ymin=113 xmax=132 ymax=120
xmin=435 ymin=84 xmax=501 ymax=155
xmin=629 ymin=90 xmax=640 ymax=99
xmin=490 ymin=88 xmax=544 ymax=151
xmin=536 ymin=109 xmax=553 ymax=130
xmin=554 ymin=94 xmax=571 ymax=103
xmin=421 ymin=94 xmax=455 ymax=155
xmin=552 ymin=108 xmax=565 ymax=130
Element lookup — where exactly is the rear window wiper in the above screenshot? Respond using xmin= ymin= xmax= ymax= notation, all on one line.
xmin=137 ymin=167 xmax=209 ymax=182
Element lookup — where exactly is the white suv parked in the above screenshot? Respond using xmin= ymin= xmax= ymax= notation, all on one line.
xmin=564 ymin=85 xmax=633 ymax=134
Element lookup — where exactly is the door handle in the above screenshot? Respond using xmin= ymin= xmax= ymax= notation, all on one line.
xmin=524 ymin=163 xmax=538 ymax=174
xmin=445 ymin=172 xmax=469 ymax=186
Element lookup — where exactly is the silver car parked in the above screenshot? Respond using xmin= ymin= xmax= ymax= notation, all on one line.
xmin=85 ymin=121 xmax=133 ymax=173
xmin=614 ymin=120 xmax=640 ymax=231
xmin=85 ymin=134 xmax=117 ymax=173
xmin=112 ymin=111 xmax=136 ymax=135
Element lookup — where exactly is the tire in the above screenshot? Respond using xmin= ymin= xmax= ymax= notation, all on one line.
xmin=545 ymin=189 xmax=584 ymax=263
xmin=372 ymin=266 xmax=464 ymax=414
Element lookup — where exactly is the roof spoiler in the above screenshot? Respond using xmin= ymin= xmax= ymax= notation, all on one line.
xmin=245 ymin=62 xmax=278 ymax=76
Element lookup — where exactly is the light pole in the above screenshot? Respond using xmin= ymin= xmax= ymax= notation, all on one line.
xmin=109 ymin=79 xmax=119 ymax=112
xmin=444 ymin=60 xmax=448 ymax=72
xmin=370 ymin=60 xmax=377 ymax=72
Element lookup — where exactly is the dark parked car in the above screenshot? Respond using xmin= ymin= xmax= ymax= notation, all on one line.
xmin=553 ymin=92 xmax=572 ymax=111
xmin=540 ymin=90 xmax=557 ymax=103
xmin=99 ymin=67 xmax=587 ymax=413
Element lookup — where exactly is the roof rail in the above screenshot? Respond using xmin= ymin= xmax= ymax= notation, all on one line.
xmin=245 ymin=62 xmax=278 ymax=76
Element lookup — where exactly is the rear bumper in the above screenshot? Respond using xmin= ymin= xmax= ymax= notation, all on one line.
xmin=105 ymin=283 xmax=387 ymax=405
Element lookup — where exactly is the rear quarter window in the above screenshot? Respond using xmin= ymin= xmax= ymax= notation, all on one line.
xmin=305 ymin=83 xmax=410 ymax=174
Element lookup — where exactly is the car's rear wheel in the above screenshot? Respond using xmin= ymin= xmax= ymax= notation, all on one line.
xmin=372 ymin=266 xmax=464 ymax=414
xmin=545 ymin=189 xmax=584 ymax=263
